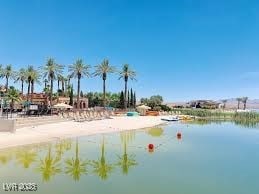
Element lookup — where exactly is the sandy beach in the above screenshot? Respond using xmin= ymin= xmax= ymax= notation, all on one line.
xmin=0 ymin=116 xmax=166 ymax=149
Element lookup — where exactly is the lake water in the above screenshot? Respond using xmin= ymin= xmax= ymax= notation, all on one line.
xmin=0 ymin=121 xmax=259 ymax=194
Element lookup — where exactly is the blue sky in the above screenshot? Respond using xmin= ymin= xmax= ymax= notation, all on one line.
xmin=0 ymin=0 xmax=259 ymax=102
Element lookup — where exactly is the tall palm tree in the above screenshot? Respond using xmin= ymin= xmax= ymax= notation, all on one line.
xmin=42 ymin=58 xmax=63 ymax=107
xmin=37 ymin=145 xmax=61 ymax=182
xmin=119 ymin=64 xmax=136 ymax=109
xmin=242 ymin=97 xmax=248 ymax=110
xmin=65 ymin=139 xmax=88 ymax=181
xmin=25 ymin=66 xmax=34 ymax=102
xmin=58 ymin=75 xmax=66 ymax=95
xmin=92 ymin=137 xmax=113 ymax=180
xmin=25 ymin=66 xmax=39 ymax=102
xmin=236 ymin=97 xmax=242 ymax=109
xmin=69 ymin=59 xmax=91 ymax=109
xmin=15 ymin=68 xmax=26 ymax=94
xmin=1 ymin=64 xmax=15 ymax=92
xmin=30 ymin=69 xmax=41 ymax=101
xmin=93 ymin=59 xmax=116 ymax=107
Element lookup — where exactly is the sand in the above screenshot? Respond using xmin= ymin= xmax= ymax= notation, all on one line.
xmin=0 ymin=116 xmax=166 ymax=149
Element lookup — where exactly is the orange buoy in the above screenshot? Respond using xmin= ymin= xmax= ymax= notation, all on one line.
xmin=148 ymin=144 xmax=154 ymax=150
xmin=177 ymin=132 xmax=182 ymax=139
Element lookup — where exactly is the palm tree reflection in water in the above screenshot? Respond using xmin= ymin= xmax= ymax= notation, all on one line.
xmin=92 ymin=136 xmax=113 ymax=180
xmin=65 ymin=139 xmax=88 ymax=181
xmin=16 ymin=150 xmax=37 ymax=168
xmin=37 ymin=145 xmax=61 ymax=182
xmin=117 ymin=131 xmax=138 ymax=175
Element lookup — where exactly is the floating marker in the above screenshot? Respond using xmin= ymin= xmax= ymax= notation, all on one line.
xmin=177 ymin=132 xmax=182 ymax=139
xmin=148 ymin=143 xmax=154 ymax=150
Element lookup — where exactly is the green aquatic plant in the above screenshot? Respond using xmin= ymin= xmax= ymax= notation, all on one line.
xmin=65 ymin=139 xmax=88 ymax=181
xmin=92 ymin=137 xmax=113 ymax=180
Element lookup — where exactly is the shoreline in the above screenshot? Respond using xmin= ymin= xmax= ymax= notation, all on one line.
xmin=0 ymin=116 xmax=166 ymax=150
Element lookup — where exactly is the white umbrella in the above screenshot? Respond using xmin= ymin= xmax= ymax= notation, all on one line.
xmin=136 ymin=105 xmax=151 ymax=116
xmin=53 ymin=103 xmax=73 ymax=109
xmin=136 ymin=105 xmax=151 ymax=110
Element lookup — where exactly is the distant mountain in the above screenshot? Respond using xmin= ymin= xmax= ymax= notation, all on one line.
xmin=166 ymin=99 xmax=259 ymax=109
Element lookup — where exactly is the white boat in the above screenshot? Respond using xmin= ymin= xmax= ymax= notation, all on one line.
xmin=161 ymin=116 xmax=179 ymax=122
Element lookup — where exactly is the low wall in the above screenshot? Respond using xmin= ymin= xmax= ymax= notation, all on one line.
xmin=0 ymin=119 xmax=15 ymax=133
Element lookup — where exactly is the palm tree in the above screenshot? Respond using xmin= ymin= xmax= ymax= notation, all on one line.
xmin=6 ymin=86 xmax=21 ymax=110
xmin=15 ymin=68 xmax=26 ymax=94
xmin=58 ymin=75 xmax=66 ymax=95
xmin=242 ymin=97 xmax=248 ymax=110
xmin=30 ymin=69 xmax=41 ymax=101
xmin=93 ymin=59 xmax=116 ymax=107
xmin=16 ymin=150 xmax=37 ymax=168
xmin=92 ymin=137 xmax=113 ymax=180
xmin=65 ymin=139 xmax=88 ymax=181
xmin=25 ymin=66 xmax=34 ymax=102
xmin=69 ymin=59 xmax=91 ymax=109
xmin=37 ymin=145 xmax=61 ymax=182
xmin=1 ymin=64 xmax=15 ymax=92
xmin=236 ymin=97 xmax=242 ymax=109
xmin=119 ymin=64 xmax=136 ymax=109
xmin=221 ymin=99 xmax=227 ymax=109
xmin=42 ymin=58 xmax=63 ymax=107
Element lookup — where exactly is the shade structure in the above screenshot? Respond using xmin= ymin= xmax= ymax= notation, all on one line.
xmin=136 ymin=105 xmax=151 ymax=116
xmin=53 ymin=103 xmax=73 ymax=109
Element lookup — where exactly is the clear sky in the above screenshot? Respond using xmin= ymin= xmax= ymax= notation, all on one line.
xmin=0 ymin=0 xmax=259 ymax=102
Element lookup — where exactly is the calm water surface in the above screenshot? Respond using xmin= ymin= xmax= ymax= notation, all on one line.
xmin=0 ymin=122 xmax=259 ymax=194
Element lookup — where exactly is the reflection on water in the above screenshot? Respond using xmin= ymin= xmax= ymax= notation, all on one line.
xmin=37 ymin=145 xmax=61 ymax=182
xmin=92 ymin=136 xmax=113 ymax=180
xmin=0 ymin=122 xmax=259 ymax=194
xmin=147 ymin=127 xmax=164 ymax=137
xmin=188 ymin=119 xmax=259 ymax=128
xmin=117 ymin=131 xmax=138 ymax=175
xmin=65 ymin=139 xmax=88 ymax=181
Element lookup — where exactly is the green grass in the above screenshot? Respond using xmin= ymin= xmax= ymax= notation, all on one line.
xmin=170 ymin=108 xmax=259 ymax=128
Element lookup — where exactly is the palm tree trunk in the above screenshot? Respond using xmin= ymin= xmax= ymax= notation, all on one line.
xmin=27 ymin=81 xmax=31 ymax=102
xmin=103 ymin=78 xmax=106 ymax=107
xmin=237 ymin=101 xmax=240 ymax=109
xmin=21 ymin=80 xmax=24 ymax=95
xmin=244 ymin=102 xmax=246 ymax=110
xmin=61 ymin=80 xmax=64 ymax=95
xmin=124 ymin=78 xmax=128 ymax=109
xmin=58 ymin=80 xmax=60 ymax=90
xmin=6 ymin=76 xmax=9 ymax=92
xmin=30 ymin=80 xmax=34 ymax=102
xmin=50 ymin=78 xmax=53 ymax=107
xmin=77 ymin=76 xmax=80 ymax=109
